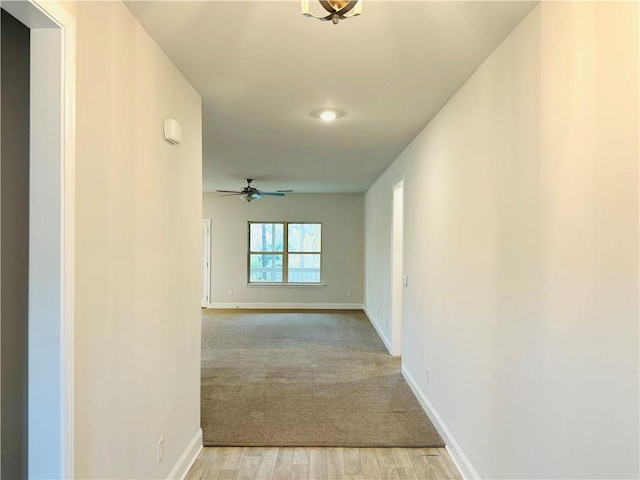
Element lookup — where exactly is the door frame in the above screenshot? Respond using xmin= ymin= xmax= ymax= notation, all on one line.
xmin=391 ymin=179 xmax=404 ymax=356
xmin=201 ymin=219 xmax=211 ymax=308
xmin=1 ymin=1 xmax=75 ymax=477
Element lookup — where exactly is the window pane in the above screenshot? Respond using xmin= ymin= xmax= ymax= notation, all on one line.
xmin=287 ymin=254 xmax=321 ymax=283
xmin=288 ymin=223 xmax=321 ymax=252
xmin=249 ymin=254 xmax=283 ymax=282
xmin=250 ymin=223 xmax=283 ymax=252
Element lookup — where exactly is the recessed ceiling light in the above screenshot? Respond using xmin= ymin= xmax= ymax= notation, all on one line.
xmin=311 ymin=109 xmax=345 ymax=122
xmin=320 ymin=110 xmax=337 ymax=122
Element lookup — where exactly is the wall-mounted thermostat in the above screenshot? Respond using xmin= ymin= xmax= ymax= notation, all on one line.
xmin=163 ymin=118 xmax=182 ymax=145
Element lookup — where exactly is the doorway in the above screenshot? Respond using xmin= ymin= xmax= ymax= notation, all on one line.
xmin=201 ymin=219 xmax=211 ymax=307
xmin=391 ymin=180 xmax=404 ymax=356
xmin=1 ymin=9 xmax=31 ymax=478
xmin=0 ymin=1 xmax=75 ymax=477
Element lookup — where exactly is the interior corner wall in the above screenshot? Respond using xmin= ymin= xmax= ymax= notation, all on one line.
xmin=365 ymin=2 xmax=639 ymax=478
xmin=363 ymin=159 xmax=404 ymax=349
xmin=202 ymin=193 xmax=364 ymax=307
xmin=72 ymin=2 xmax=202 ymax=478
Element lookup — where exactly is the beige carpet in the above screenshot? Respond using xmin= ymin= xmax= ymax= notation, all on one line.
xmin=201 ymin=310 xmax=445 ymax=447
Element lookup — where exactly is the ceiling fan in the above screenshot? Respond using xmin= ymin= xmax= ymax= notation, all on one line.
xmin=216 ymin=179 xmax=293 ymax=202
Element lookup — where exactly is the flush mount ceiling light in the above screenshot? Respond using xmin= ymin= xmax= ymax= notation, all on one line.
xmin=311 ymin=109 xmax=345 ymax=122
xmin=302 ymin=0 xmax=362 ymax=25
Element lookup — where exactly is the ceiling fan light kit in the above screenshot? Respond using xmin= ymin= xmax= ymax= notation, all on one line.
xmin=302 ymin=0 xmax=362 ymax=25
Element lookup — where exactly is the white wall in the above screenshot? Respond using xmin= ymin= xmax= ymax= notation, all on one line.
xmin=71 ymin=2 xmax=202 ymax=478
xmin=364 ymin=159 xmax=404 ymax=348
xmin=203 ymin=193 xmax=364 ymax=308
xmin=365 ymin=2 xmax=639 ymax=479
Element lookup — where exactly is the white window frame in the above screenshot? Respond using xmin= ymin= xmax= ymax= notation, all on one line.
xmin=247 ymin=221 xmax=322 ymax=285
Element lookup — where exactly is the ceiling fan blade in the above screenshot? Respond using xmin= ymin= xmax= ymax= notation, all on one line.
xmin=216 ymin=190 xmax=242 ymax=194
xmin=221 ymin=193 xmax=242 ymax=196
xmin=277 ymin=190 xmax=294 ymax=193
xmin=260 ymin=192 xmax=286 ymax=197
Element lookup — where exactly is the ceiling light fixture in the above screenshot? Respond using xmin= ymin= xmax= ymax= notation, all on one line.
xmin=320 ymin=111 xmax=337 ymax=122
xmin=312 ymin=109 xmax=345 ymax=122
xmin=302 ymin=0 xmax=362 ymax=25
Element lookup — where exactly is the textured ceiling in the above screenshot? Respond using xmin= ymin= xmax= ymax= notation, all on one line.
xmin=125 ymin=1 xmax=537 ymax=193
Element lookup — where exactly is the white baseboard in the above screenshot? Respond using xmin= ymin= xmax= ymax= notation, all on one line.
xmin=207 ymin=303 xmax=363 ymax=310
xmin=402 ymin=366 xmax=480 ymax=480
xmin=363 ymin=307 xmax=392 ymax=355
xmin=167 ymin=428 xmax=202 ymax=480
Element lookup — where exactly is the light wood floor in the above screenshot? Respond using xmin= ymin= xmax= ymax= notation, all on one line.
xmin=186 ymin=447 xmax=463 ymax=480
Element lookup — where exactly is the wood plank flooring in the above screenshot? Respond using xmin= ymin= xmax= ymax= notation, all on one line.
xmin=186 ymin=447 xmax=463 ymax=480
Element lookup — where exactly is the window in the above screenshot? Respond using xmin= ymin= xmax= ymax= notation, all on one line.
xmin=248 ymin=222 xmax=322 ymax=284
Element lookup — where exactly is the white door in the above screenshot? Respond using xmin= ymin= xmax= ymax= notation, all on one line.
xmin=201 ymin=219 xmax=211 ymax=307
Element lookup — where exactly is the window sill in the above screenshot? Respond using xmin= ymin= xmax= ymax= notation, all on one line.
xmin=245 ymin=283 xmax=326 ymax=287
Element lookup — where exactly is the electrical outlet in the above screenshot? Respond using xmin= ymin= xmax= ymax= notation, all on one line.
xmin=227 ymin=289 xmax=233 ymax=296
xmin=346 ymin=290 xmax=352 ymax=297
xmin=156 ymin=437 xmax=164 ymax=464
xmin=425 ymin=368 xmax=431 ymax=384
